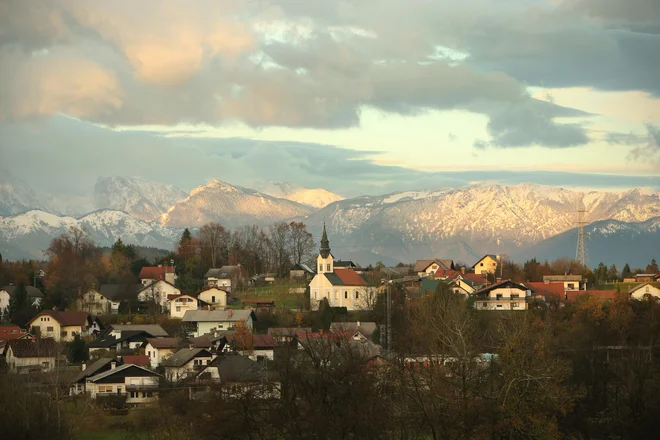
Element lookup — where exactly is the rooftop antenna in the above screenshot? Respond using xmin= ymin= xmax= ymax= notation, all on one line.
xmin=575 ymin=195 xmax=588 ymax=267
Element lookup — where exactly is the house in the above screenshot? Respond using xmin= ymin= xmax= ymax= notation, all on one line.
xmin=70 ymin=358 xmax=116 ymax=395
xmin=196 ymin=355 xmax=279 ymax=399
xmin=75 ymin=284 xmax=142 ymax=315
xmin=143 ymin=336 xmax=212 ymax=368
xmin=634 ymin=274 xmax=658 ymax=283
xmin=248 ymin=274 xmax=276 ymax=286
xmin=335 ymin=260 xmax=358 ymax=269
xmin=241 ymin=299 xmax=275 ymax=314
xmin=168 ymin=294 xmax=199 ymax=319
xmin=137 ymin=280 xmax=181 ymax=310
xmin=542 ymin=275 xmax=586 ymax=291
xmin=0 ymin=325 xmax=30 ymax=355
xmin=268 ymin=327 xmax=313 ymax=344
xmin=139 ymin=264 xmax=176 ymax=286
xmin=0 ymin=285 xmax=44 ymax=313
xmin=473 ymin=280 xmax=532 ymax=311
xmin=6 ymin=338 xmax=60 ymax=373
xmin=309 ymin=225 xmax=376 ymax=311
xmin=182 ymin=310 xmax=256 ymax=338
xmin=86 ymin=363 xmax=161 ymax=404
xmin=289 ymin=263 xmax=316 ymax=280
xmin=434 ymin=267 xmax=483 ymax=291
xmin=89 ymin=324 xmax=169 ymax=354
xmin=197 ymin=287 xmax=228 ymax=308
xmin=629 ymin=283 xmax=660 ymax=300
xmin=472 ymin=255 xmax=499 ymax=275
xmin=224 ymin=333 xmax=277 ymax=361
xmin=525 ymin=282 xmax=567 ymax=301
xmin=414 ymin=259 xmax=454 ymax=278
xmin=122 ymin=355 xmax=150 ymax=367
xmin=329 ymin=322 xmax=377 ymax=343
xmin=162 ymin=348 xmax=215 ymax=382
xmin=447 ymin=278 xmax=476 ymax=296
xmin=205 ymin=266 xmax=244 ymax=293
xmin=27 ymin=310 xmax=100 ymax=342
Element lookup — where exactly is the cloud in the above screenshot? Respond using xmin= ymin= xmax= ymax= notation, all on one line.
xmin=607 ymin=124 xmax=660 ymax=169
xmin=0 ymin=0 xmax=602 ymax=149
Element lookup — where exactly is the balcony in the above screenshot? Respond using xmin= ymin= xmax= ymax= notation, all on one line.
xmin=126 ymin=383 xmax=159 ymax=391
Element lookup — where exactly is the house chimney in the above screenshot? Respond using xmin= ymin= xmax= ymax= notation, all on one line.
xmin=228 ymin=309 xmax=233 ymax=318
xmin=110 ymin=361 xmax=116 ymax=370
xmin=461 ymin=267 xmax=465 ymax=274
xmin=357 ymin=321 xmax=360 ymax=327
xmin=81 ymin=362 xmax=87 ymax=371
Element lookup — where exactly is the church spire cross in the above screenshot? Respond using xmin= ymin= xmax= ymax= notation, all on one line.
xmin=320 ymin=223 xmax=331 ymax=258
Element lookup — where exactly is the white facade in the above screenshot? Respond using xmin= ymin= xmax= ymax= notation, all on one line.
xmin=6 ymin=348 xmax=56 ymax=373
xmin=630 ymin=284 xmax=660 ymax=300
xmin=194 ymin=316 xmax=253 ymax=337
xmin=474 ymin=286 xmax=530 ymax=311
xmin=169 ymin=295 xmax=199 ymax=319
xmin=198 ymin=288 xmax=227 ymax=308
xmin=137 ymin=280 xmax=181 ymax=309
xmin=145 ymin=343 xmax=176 ymax=368
xmin=27 ymin=314 xmax=90 ymax=342
xmin=207 ymin=277 xmax=232 ymax=292
xmin=309 ymin=251 xmax=374 ymax=311
xmin=164 ymin=354 xmax=215 ymax=382
xmin=87 ymin=376 xmax=159 ymax=403
xmin=75 ymin=289 xmax=113 ymax=315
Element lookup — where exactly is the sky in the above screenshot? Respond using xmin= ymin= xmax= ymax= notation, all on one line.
xmin=1 ymin=0 xmax=660 ymax=199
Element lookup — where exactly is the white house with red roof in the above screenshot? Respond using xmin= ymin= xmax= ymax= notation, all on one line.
xmin=309 ymin=225 xmax=376 ymax=311
xmin=137 ymin=280 xmax=181 ymax=310
xmin=139 ymin=264 xmax=176 ymax=286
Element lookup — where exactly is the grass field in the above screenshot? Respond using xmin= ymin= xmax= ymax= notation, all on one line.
xmin=594 ymin=282 xmax=660 ymax=291
xmin=237 ymin=283 xmax=307 ymax=309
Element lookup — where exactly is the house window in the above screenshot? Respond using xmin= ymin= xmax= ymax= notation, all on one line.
xmin=496 ymin=294 xmax=502 ymax=300
xmin=176 ymin=307 xmax=181 ymax=312
xmin=47 ymin=326 xmax=54 ymax=332
xmin=497 ymin=304 xmax=503 ymax=308
xmin=211 ymin=296 xmax=216 ymax=303
xmin=511 ymin=294 xmax=519 ymax=299
xmin=345 ymin=291 xmax=348 ymax=299
xmin=480 ymin=263 xmax=484 ymax=267
xmin=99 ymin=386 xmax=113 ymax=393
xmin=144 ymin=391 xmax=153 ymax=398
xmin=42 ymin=362 xmax=50 ymax=368
xmin=355 ymin=291 xmax=359 ymax=299
xmin=61 ymin=331 xmax=68 ymax=337
xmin=646 ymin=286 xmax=650 ymax=293
xmin=327 ymin=264 xmax=331 ymax=271
xmin=335 ymin=291 xmax=338 ymax=299
xmin=319 ymin=264 xmax=323 ymax=272
xmin=512 ymin=303 xmax=520 ymax=308
xmin=130 ymin=391 xmax=137 ymax=398
xmin=482 ymin=302 xmax=487 ymax=308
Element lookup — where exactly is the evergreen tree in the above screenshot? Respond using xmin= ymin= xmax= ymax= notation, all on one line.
xmin=621 ymin=263 xmax=633 ymax=279
xmin=646 ymin=258 xmax=659 ymax=274
xmin=8 ymin=282 xmax=28 ymax=321
xmin=594 ymin=262 xmax=608 ymax=284
xmin=68 ymin=334 xmax=88 ymax=362
xmin=607 ymin=264 xmax=619 ymax=283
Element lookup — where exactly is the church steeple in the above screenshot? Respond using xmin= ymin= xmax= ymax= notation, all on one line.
xmin=320 ymin=223 xmax=331 ymax=258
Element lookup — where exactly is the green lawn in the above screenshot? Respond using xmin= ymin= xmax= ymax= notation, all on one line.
xmin=594 ymin=282 xmax=660 ymax=291
xmin=237 ymin=282 xmax=307 ymax=309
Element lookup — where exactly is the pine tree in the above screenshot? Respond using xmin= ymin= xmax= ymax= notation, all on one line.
xmin=607 ymin=264 xmax=619 ymax=283
xmin=594 ymin=262 xmax=608 ymax=284
xmin=8 ymin=282 xmax=28 ymax=321
xmin=646 ymin=258 xmax=659 ymax=274
xmin=621 ymin=263 xmax=633 ymax=279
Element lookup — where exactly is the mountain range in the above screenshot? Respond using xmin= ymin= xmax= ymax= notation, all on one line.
xmin=0 ymin=176 xmax=658 ymax=268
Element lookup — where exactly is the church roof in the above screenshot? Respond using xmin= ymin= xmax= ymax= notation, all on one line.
xmin=323 ymin=269 xmax=368 ymax=286
xmin=319 ymin=223 xmax=331 ymax=258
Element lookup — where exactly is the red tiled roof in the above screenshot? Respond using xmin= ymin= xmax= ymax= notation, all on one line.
xmin=167 ymin=294 xmax=182 ymax=301
xmin=0 ymin=325 xmax=27 ymax=338
xmin=122 ymin=355 xmax=150 ymax=366
xmin=565 ymin=290 xmax=618 ymax=302
xmin=32 ymin=311 xmax=90 ymax=327
xmin=334 ymin=269 xmax=368 ymax=286
xmin=461 ymin=273 xmax=489 ymax=284
xmin=525 ymin=282 xmax=566 ymax=299
xmin=139 ymin=266 xmax=173 ymax=280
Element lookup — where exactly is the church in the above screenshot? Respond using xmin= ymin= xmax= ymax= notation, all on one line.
xmin=308 ymin=225 xmax=375 ymax=311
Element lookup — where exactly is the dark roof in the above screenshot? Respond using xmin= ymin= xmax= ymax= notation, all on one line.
xmin=227 ymin=333 xmax=276 ymax=350
xmin=88 ymin=331 xmax=151 ymax=348
xmin=72 ymin=358 xmax=114 ymax=383
xmin=87 ymin=364 xmax=159 ymax=382
xmin=209 ymin=355 xmax=272 ymax=382
xmin=290 ymin=263 xmax=315 ymax=273
xmin=330 ymin=322 xmax=377 ymax=339
xmin=161 ymin=348 xmax=214 ymax=367
xmin=105 ymin=324 xmax=168 ymax=337
xmin=145 ymin=336 xmax=212 ymax=349
xmin=1 ymin=285 xmax=44 ymax=298
xmin=473 ymin=279 xmax=529 ymax=296
xmin=98 ymin=284 xmax=143 ymax=300
xmin=7 ymin=338 xmax=59 ymax=358
xmin=335 ymin=260 xmax=357 ymax=268
xmin=268 ymin=327 xmax=312 ymax=337
xmin=122 ymin=355 xmax=150 ymax=366
xmin=31 ymin=310 xmax=90 ymax=327
xmin=323 ymin=269 xmax=368 ymax=286
xmin=182 ymin=310 xmax=255 ymax=323
xmin=205 ymin=266 xmax=241 ymax=279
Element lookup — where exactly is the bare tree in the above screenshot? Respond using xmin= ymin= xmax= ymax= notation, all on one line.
xmin=268 ymin=222 xmax=291 ymax=276
xmin=288 ymin=221 xmax=314 ymax=265
xmin=199 ymin=222 xmax=229 ymax=269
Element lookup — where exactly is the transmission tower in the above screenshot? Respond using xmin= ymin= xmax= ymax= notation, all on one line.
xmin=575 ymin=196 xmax=588 ymax=267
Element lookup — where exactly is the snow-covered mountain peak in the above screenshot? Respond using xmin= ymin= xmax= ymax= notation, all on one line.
xmin=257 ymin=181 xmax=344 ymax=209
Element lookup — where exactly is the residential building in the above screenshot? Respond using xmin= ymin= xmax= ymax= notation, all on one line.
xmin=121 ymin=355 xmax=150 ymax=367
xmin=329 ymin=322 xmax=377 ymax=343
xmin=70 ymin=358 xmax=116 ymax=395
xmin=268 ymin=327 xmax=313 ymax=344
xmin=289 ymin=263 xmax=316 ymax=280
xmin=6 ymin=338 xmax=60 ymax=373
xmin=27 ymin=310 xmax=99 ymax=342
xmin=205 ymin=266 xmax=244 ymax=293
xmin=308 ymin=224 xmax=376 ymax=311
xmin=86 ymin=363 xmax=161 ymax=404
xmin=414 ymin=259 xmax=454 ymax=278
xmin=542 ymin=275 xmax=586 ymax=291
xmin=137 ymin=280 xmax=181 ymax=310
xmin=144 ymin=337 xmax=179 ymax=368
xmin=197 ymin=287 xmax=228 ymax=308
xmin=103 ymin=324 xmax=169 ymax=339
xmin=196 ymin=355 xmax=280 ymax=399
xmin=162 ymin=348 xmax=215 ymax=382
xmin=224 ymin=333 xmax=277 ymax=361
xmin=471 ymin=255 xmax=499 ymax=275
xmin=182 ymin=310 xmax=255 ymax=337
xmin=168 ymin=294 xmax=199 ymax=319
xmin=525 ymin=282 xmax=567 ymax=301
xmin=75 ymin=284 xmax=142 ymax=315
xmin=139 ymin=265 xmax=176 ymax=286
xmin=0 ymin=285 xmax=44 ymax=314
xmin=634 ymin=273 xmax=658 ymax=283
xmin=473 ymin=280 xmax=532 ymax=311
xmin=89 ymin=324 xmax=169 ymax=354
xmin=0 ymin=325 xmax=30 ymax=355
xmin=629 ymin=283 xmax=660 ymax=300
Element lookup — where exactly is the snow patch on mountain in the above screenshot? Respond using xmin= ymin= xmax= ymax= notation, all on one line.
xmin=258 ymin=182 xmax=344 ymax=209
xmin=0 ymin=169 xmax=49 ymax=215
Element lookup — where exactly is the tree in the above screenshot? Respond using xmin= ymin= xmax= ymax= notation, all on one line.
xmin=268 ymin=222 xmax=291 ymax=276
xmin=8 ymin=282 xmax=28 ymax=322
xmin=68 ymin=334 xmax=88 ymax=362
xmin=288 ymin=221 xmax=314 ymax=265
xmin=199 ymin=222 xmax=229 ymax=269
xmin=594 ymin=262 xmax=608 ymax=284
xmin=621 ymin=263 xmax=633 ymax=279
xmin=646 ymin=258 xmax=659 ymax=274
xmin=608 ymin=264 xmax=619 ymax=283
